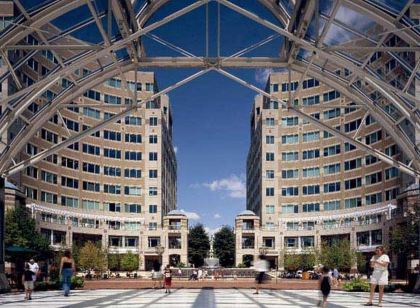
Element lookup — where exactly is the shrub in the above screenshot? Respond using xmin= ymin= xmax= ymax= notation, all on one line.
xmin=342 ymin=278 xmax=370 ymax=292
xmin=71 ymin=276 xmax=84 ymax=289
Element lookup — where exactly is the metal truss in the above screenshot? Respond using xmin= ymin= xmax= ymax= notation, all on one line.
xmin=0 ymin=0 xmax=419 ymax=179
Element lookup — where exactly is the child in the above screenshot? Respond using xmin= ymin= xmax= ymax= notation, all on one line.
xmin=163 ymin=265 xmax=172 ymax=294
xmin=23 ymin=263 xmax=34 ymax=300
xmin=319 ymin=266 xmax=331 ymax=308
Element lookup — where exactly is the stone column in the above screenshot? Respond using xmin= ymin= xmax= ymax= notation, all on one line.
xmin=0 ymin=177 xmax=10 ymax=292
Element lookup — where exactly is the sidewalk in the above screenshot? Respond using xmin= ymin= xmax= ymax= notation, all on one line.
xmin=83 ymin=278 xmax=329 ymax=290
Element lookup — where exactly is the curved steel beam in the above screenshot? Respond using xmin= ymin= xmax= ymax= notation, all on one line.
xmin=217 ymin=0 xmax=419 ymax=128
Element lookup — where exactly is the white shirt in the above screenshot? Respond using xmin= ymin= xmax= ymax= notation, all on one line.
xmin=371 ymin=254 xmax=390 ymax=271
xmin=254 ymin=260 xmax=269 ymax=272
xmin=29 ymin=262 xmax=39 ymax=281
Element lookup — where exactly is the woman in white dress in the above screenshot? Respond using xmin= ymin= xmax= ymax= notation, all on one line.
xmin=365 ymin=246 xmax=390 ymax=307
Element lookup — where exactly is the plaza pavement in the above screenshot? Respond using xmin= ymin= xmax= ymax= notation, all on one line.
xmin=0 ymin=288 xmax=419 ymax=307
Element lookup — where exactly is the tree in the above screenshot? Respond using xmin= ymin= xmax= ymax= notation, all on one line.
xmin=78 ymin=241 xmax=107 ymax=272
xmin=5 ymin=206 xmax=52 ymax=259
xmin=319 ymin=239 xmax=360 ymax=271
xmin=108 ymin=254 xmax=120 ymax=271
xmin=284 ymin=252 xmax=301 ymax=271
xmin=120 ymin=252 xmax=139 ymax=271
xmin=188 ymin=224 xmax=210 ymax=267
xmin=213 ymin=226 xmax=235 ymax=267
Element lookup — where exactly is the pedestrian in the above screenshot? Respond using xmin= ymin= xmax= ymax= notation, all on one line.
xmin=177 ymin=268 xmax=182 ymax=280
xmin=198 ymin=268 xmax=203 ymax=280
xmin=365 ymin=246 xmax=390 ymax=307
xmin=164 ymin=265 xmax=172 ymax=293
xmin=318 ymin=266 xmax=331 ymax=308
xmin=253 ymin=254 xmax=269 ymax=294
xmin=28 ymin=258 xmax=39 ymax=283
xmin=332 ymin=268 xmax=339 ymax=287
xmin=22 ymin=263 xmax=34 ymax=300
xmin=60 ymin=249 xmax=75 ymax=297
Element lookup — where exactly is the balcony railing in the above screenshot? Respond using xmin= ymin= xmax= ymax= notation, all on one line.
xmin=169 ymin=225 xmax=181 ymax=230
xmin=242 ymin=245 xmax=255 ymax=249
xmin=242 ymin=226 xmax=254 ymax=230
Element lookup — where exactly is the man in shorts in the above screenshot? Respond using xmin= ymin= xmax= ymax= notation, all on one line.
xmin=23 ymin=263 xmax=34 ymax=300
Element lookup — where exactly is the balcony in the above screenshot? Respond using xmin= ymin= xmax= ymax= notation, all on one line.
xmin=242 ymin=225 xmax=254 ymax=231
xmin=241 ymin=245 xmax=255 ymax=249
xmin=169 ymin=224 xmax=182 ymax=230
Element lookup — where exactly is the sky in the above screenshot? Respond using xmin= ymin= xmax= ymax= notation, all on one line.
xmin=141 ymin=1 xmax=284 ymax=233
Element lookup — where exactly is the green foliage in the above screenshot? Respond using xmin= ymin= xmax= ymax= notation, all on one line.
xmin=319 ymin=239 xmax=359 ymax=271
xmin=177 ymin=262 xmax=186 ymax=268
xmin=188 ymin=224 xmax=210 ymax=267
xmin=5 ymin=206 xmax=52 ymax=260
xmin=108 ymin=254 xmax=120 ymax=271
xmin=237 ymin=263 xmax=247 ymax=268
xmin=242 ymin=255 xmax=253 ymax=267
xmin=78 ymin=241 xmax=107 ymax=272
xmin=284 ymin=250 xmax=316 ymax=271
xmin=342 ymin=278 xmax=370 ymax=292
xmin=213 ymin=226 xmax=235 ymax=267
xmin=120 ymin=252 xmax=139 ymax=271
xmin=390 ymin=206 xmax=419 ymax=259
xmin=71 ymin=276 xmax=85 ymax=289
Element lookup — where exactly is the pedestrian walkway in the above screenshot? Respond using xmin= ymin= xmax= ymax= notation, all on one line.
xmin=0 ymin=289 xmax=418 ymax=307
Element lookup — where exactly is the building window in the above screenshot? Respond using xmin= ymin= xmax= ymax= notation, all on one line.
xmin=124 ymin=169 xmax=141 ymax=178
xmin=323 ymin=163 xmax=340 ymax=175
xmin=366 ymin=172 xmax=382 ymax=185
xmin=385 ymin=167 xmax=399 ymax=180
xmin=83 ymin=144 xmax=100 ymax=156
xmin=104 ymin=130 xmax=121 ymax=141
xmin=285 ymin=237 xmax=298 ymax=248
xmin=344 ymin=119 xmax=361 ymax=133
xmin=149 ymin=117 xmax=158 ymax=126
xmin=266 ymin=152 xmax=275 ymax=161
xmin=104 ymin=202 xmax=121 ymax=212
xmin=385 ymin=187 xmax=399 ymax=201
xmin=125 ymin=186 xmax=141 ymax=196
xmin=323 ymin=182 xmax=340 ymax=193
xmin=303 ymin=167 xmax=319 ymax=177
xmin=303 ymin=149 xmax=320 ymax=160
xmin=323 ymin=108 xmax=340 ymax=119
xmin=148 ymin=237 xmax=160 ymax=247
xmin=41 ymin=170 xmax=57 ymax=184
xmin=83 ymin=107 xmax=101 ymax=119
xmin=41 ymin=191 xmax=57 ymax=204
xmin=281 ymin=117 xmax=298 ymax=127
xmin=266 ymin=205 xmax=275 ymax=214
xmin=26 ymin=166 xmax=38 ymax=179
xmin=104 ymin=184 xmax=121 ymax=194
xmin=266 ymin=170 xmax=274 ymax=179
xmin=125 ymin=204 xmax=141 ymax=213
xmin=83 ymin=181 xmax=100 ymax=192
xmin=365 ymin=130 xmax=382 ymax=145
xmin=82 ymin=200 xmax=99 ymax=211
xmin=125 ymin=116 xmax=142 ymax=125
xmin=281 ymin=204 xmax=298 ymax=213
xmin=344 ymin=142 xmax=357 ymax=152
xmin=281 ymin=187 xmax=298 ymax=196
xmin=303 ymin=203 xmax=320 ymax=212
xmin=365 ymin=155 xmax=378 ymax=165
xmin=344 ymin=158 xmax=362 ymax=171
xmin=366 ymin=192 xmax=382 ymax=205
xmin=149 ymin=135 xmax=158 ymax=144
xmin=265 ymin=118 xmax=275 ymax=126
xmin=61 ymin=176 xmax=79 ymax=189
xmin=125 ymin=133 xmax=142 ymax=143
xmin=345 ymin=197 xmax=362 ymax=208
xmin=345 ymin=178 xmax=362 ymax=190
xmin=83 ymin=89 xmax=100 ymax=101
xmin=103 ymin=166 xmax=120 ymax=177
xmin=324 ymin=200 xmax=340 ymax=211
xmin=323 ymin=90 xmax=340 ymax=102
xmin=266 ymin=187 xmax=274 ymax=196
xmin=282 ymin=169 xmax=298 ymax=179
xmin=303 ymin=185 xmax=320 ymax=195
xmin=41 ymin=129 xmax=58 ymax=144
xmin=149 ymin=152 xmax=158 ymax=161
xmin=125 ymin=151 xmax=141 ymax=160
xmin=104 ymin=148 xmax=121 ymax=159
xmin=281 ymin=134 xmax=299 ymax=144
xmin=149 ymin=187 xmax=158 ymax=196
xmin=282 ymin=152 xmax=298 ymax=161
xmin=266 ymin=135 xmax=275 ymax=144
xmin=149 ymin=170 xmax=158 ymax=178
xmin=324 ymin=144 xmax=340 ymax=157
xmin=61 ymin=196 xmax=79 ymax=208
xmin=83 ymin=162 xmax=100 ymax=174
xmin=149 ymin=204 xmax=158 ymax=213
xmin=301 ymin=236 xmax=314 ymax=248
xmin=303 ymin=131 xmax=320 ymax=142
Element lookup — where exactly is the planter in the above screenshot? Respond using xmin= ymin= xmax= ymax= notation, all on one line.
xmin=302 ymin=271 xmax=310 ymax=280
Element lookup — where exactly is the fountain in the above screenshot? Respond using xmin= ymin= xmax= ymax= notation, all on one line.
xmin=204 ymin=235 xmax=220 ymax=268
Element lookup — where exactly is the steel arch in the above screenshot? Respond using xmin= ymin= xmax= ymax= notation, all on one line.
xmin=0 ymin=0 xmax=418 ymax=178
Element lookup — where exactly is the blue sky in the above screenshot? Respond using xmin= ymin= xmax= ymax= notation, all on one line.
xmin=142 ymin=1 xmax=284 ymax=233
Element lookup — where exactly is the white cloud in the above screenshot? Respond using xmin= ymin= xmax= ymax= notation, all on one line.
xmin=213 ymin=213 xmax=221 ymax=219
xmin=174 ymin=146 xmax=178 ymax=154
xmin=255 ymin=68 xmax=273 ymax=85
xmin=204 ymin=226 xmax=222 ymax=236
xmin=203 ymin=174 xmax=246 ymax=199
xmin=179 ymin=209 xmax=201 ymax=221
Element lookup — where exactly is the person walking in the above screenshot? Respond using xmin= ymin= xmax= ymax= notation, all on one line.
xmin=318 ymin=266 xmax=331 ymax=308
xmin=60 ymin=249 xmax=75 ymax=297
xmin=332 ymin=268 xmax=339 ymax=287
xmin=28 ymin=259 xmax=39 ymax=284
xmin=22 ymin=263 xmax=34 ymax=300
xmin=365 ymin=246 xmax=390 ymax=307
xmin=253 ymin=255 xmax=269 ymax=294
xmin=163 ymin=265 xmax=172 ymax=293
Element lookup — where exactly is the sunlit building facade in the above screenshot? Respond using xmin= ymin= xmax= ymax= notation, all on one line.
xmin=236 ymin=37 xmax=415 ymax=269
